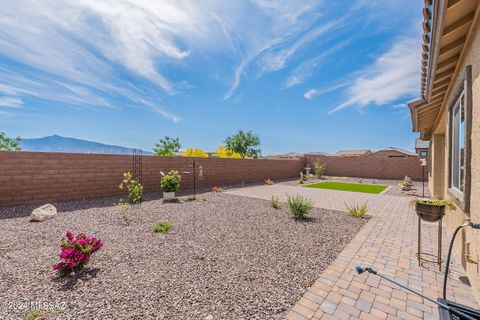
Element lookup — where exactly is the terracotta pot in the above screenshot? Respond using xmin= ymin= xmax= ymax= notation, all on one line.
xmin=415 ymin=203 xmax=446 ymax=222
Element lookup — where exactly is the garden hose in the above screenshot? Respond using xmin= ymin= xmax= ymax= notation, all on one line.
xmin=356 ymin=266 xmax=477 ymax=320
xmin=443 ymin=221 xmax=480 ymax=299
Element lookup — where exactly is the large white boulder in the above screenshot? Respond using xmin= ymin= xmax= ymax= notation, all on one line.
xmin=30 ymin=204 xmax=57 ymax=222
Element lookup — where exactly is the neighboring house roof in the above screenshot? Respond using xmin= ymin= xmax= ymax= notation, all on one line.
xmin=372 ymin=147 xmax=417 ymax=156
xmin=335 ymin=150 xmax=372 ymax=156
xmin=266 ymin=152 xmax=303 ymax=158
xmin=305 ymin=151 xmax=331 ymax=156
xmin=415 ymin=138 xmax=430 ymax=149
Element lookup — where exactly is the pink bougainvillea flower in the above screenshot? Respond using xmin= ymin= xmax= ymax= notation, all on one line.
xmin=52 ymin=232 xmax=103 ymax=275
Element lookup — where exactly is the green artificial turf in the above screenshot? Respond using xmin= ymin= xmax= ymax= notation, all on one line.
xmin=304 ymin=181 xmax=387 ymax=194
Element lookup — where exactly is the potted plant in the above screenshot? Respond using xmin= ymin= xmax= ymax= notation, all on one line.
xmin=160 ymin=170 xmax=181 ymax=201
xmin=398 ymin=176 xmax=414 ymax=191
xmin=411 ymin=198 xmax=455 ymax=222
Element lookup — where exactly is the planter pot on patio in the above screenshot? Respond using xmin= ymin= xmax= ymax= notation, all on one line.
xmin=415 ymin=203 xmax=446 ymax=222
xmin=163 ymin=191 xmax=175 ymax=201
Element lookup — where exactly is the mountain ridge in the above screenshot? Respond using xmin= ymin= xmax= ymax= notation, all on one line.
xmin=20 ymin=135 xmax=153 ymax=155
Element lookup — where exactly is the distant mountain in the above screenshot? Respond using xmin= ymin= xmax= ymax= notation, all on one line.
xmin=20 ymin=135 xmax=153 ymax=155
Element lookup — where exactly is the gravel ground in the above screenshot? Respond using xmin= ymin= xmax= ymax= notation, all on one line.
xmin=0 ymin=192 xmax=367 ymax=320
xmin=282 ymin=176 xmax=431 ymax=197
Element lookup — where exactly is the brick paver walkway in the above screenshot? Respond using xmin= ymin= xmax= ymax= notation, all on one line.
xmin=226 ymin=184 xmax=478 ymax=319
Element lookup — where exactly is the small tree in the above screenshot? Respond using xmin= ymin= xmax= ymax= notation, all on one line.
xmin=182 ymin=148 xmax=208 ymax=157
xmin=225 ymin=130 xmax=261 ymax=159
xmin=154 ymin=136 xmax=181 ymax=156
xmin=0 ymin=132 xmax=21 ymax=151
xmin=314 ymin=162 xmax=325 ymax=179
xmin=214 ymin=145 xmax=241 ymax=158
xmin=118 ymin=172 xmax=144 ymax=204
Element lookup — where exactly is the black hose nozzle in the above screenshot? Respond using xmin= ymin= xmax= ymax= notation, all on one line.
xmin=355 ymin=266 xmax=376 ymax=275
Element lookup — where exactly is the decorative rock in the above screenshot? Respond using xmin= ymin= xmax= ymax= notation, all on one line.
xmin=30 ymin=204 xmax=57 ymax=221
xmin=205 ymin=315 xmax=214 ymax=320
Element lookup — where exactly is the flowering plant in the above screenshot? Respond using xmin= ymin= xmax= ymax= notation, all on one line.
xmin=119 ymin=171 xmax=144 ymax=204
xmin=52 ymin=232 xmax=103 ymax=275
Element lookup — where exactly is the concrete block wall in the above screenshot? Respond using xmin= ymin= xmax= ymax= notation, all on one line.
xmin=0 ymin=151 xmax=304 ymax=206
xmin=305 ymin=155 xmax=424 ymax=180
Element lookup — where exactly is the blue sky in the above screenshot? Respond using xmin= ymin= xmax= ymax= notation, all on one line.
xmin=0 ymin=0 xmax=423 ymax=155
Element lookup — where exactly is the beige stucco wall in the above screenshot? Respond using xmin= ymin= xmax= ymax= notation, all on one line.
xmin=429 ymin=134 xmax=445 ymax=198
xmin=432 ymin=18 xmax=480 ymax=303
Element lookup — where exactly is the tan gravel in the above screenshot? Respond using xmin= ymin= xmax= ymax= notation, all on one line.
xmin=0 ymin=192 xmax=366 ymax=319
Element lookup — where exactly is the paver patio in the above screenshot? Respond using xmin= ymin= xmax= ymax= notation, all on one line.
xmin=226 ymin=183 xmax=479 ymax=319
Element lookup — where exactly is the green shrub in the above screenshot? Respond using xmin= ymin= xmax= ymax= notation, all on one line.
xmin=161 ymin=170 xmax=181 ymax=192
xmin=314 ymin=162 xmax=325 ymax=179
xmin=186 ymin=195 xmax=196 ymax=201
xmin=298 ymin=178 xmax=304 ymax=184
xmin=118 ymin=172 xmax=144 ymax=204
xmin=170 ymin=197 xmax=180 ymax=203
xmin=153 ymin=222 xmax=173 ymax=234
xmin=271 ymin=196 xmax=279 ymax=209
xmin=287 ymin=195 xmax=313 ymax=218
xmin=346 ymin=203 xmax=368 ymax=218
xmin=25 ymin=310 xmax=46 ymax=320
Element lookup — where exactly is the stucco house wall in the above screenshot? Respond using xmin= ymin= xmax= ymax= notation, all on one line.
xmin=431 ymin=19 xmax=480 ymax=302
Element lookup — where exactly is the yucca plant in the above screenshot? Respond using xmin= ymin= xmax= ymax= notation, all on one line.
xmin=287 ymin=195 xmax=313 ymax=218
xmin=271 ymin=196 xmax=280 ymax=209
xmin=345 ymin=202 xmax=368 ymax=218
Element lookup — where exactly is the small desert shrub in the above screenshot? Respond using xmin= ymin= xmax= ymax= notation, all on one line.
xmin=186 ymin=195 xmax=196 ymax=201
xmin=119 ymin=172 xmax=144 ymax=204
xmin=52 ymin=232 xmax=103 ymax=275
xmin=116 ymin=200 xmax=132 ymax=225
xmin=346 ymin=203 xmax=368 ymax=218
xmin=265 ymin=178 xmax=274 ymax=185
xmin=153 ymin=222 xmax=173 ymax=234
xmin=314 ymin=162 xmax=325 ymax=179
xmin=287 ymin=195 xmax=313 ymax=218
xmin=298 ymin=178 xmax=304 ymax=184
xmin=271 ymin=196 xmax=280 ymax=209
xmin=170 ymin=197 xmax=180 ymax=203
xmin=25 ymin=310 xmax=46 ymax=320
xmin=161 ymin=170 xmax=181 ymax=192
xmin=212 ymin=186 xmax=223 ymax=192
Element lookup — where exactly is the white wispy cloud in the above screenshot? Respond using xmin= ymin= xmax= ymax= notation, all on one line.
xmin=392 ymin=103 xmax=411 ymax=119
xmin=328 ymin=35 xmax=421 ymax=114
xmin=0 ymin=0 xmax=325 ymax=112
xmin=257 ymin=22 xmax=337 ymax=73
xmin=304 ymin=83 xmax=349 ymax=99
xmin=0 ymin=0 xmax=421 ymax=119
xmin=0 ymin=96 xmax=23 ymax=108
xmin=283 ymin=38 xmax=352 ymax=88
xmin=221 ymin=0 xmax=324 ymax=99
